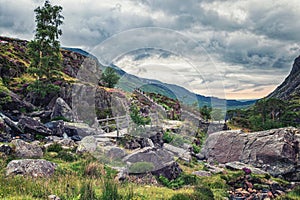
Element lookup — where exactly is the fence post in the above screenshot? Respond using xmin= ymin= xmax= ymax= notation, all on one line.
xmin=116 ymin=114 xmax=119 ymax=138
xmin=105 ymin=115 xmax=109 ymax=133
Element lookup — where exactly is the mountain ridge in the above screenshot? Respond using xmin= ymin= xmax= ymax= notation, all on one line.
xmin=268 ymin=55 xmax=300 ymax=100
xmin=67 ymin=47 xmax=256 ymax=109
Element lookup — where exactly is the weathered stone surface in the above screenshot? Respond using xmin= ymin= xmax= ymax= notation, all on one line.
xmin=6 ymin=159 xmax=56 ymax=177
xmin=225 ymin=161 xmax=267 ymax=175
xmin=151 ymin=161 xmax=182 ymax=180
xmin=3 ymin=115 xmax=22 ymax=135
xmin=76 ymin=136 xmax=97 ymax=153
xmin=64 ymin=122 xmax=103 ymax=137
xmin=0 ymin=144 xmax=12 ymax=155
xmin=204 ymin=163 xmax=225 ymax=174
xmin=192 ymin=170 xmax=212 ymax=177
xmin=44 ymin=120 xmax=65 ymax=137
xmin=18 ymin=116 xmax=52 ymax=136
xmin=51 ymin=97 xmax=77 ymax=122
xmin=11 ymin=139 xmax=43 ymax=158
xmin=0 ymin=90 xmax=35 ymax=113
xmin=123 ymin=147 xmax=174 ymax=171
xmin=105 ymin=147 xmax=126 ymax=160
xmin=57 ymin=138 xmax=76 ymax=149
xmin=163 ymin=143 xmax=191 ymax=162
xmin=202 ymin=127 xmax=300 ymax=179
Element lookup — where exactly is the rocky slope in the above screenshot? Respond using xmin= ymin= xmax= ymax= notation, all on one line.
xmin=268 ymin=55 xmax=300 ymax=100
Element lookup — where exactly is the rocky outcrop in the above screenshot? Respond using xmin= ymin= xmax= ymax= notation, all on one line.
xmin=11 ymin=139 xmax=43 ymax=158
xmin=51 ymin=97 xmax=77 ymax=122
xmin=202 ymin=127 xmax=300 ymax=180
xmin=6 ymin=159 xmax=57 ymax=177
xmin=0 ymin=90 xmax=35 ymax=114
xmin=0 ymin=144 xmax=12 ymax=155
xmin=18 ymin=116 xmax=52 ymax=136
xmin=268 ymin=55 xmax=300 ymax=100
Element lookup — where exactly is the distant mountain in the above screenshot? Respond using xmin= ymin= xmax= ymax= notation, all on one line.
xmin=268 ymin=55 xmax=300 ymax=100
xmin=66 ymin=48 xmax=256 ymax=109
xmin=110 ymin=64 xmax=256 ymax=109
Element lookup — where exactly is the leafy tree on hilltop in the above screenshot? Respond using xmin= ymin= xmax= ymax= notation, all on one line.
xmin=99 ymin=67 xmax=120 ymax=88
xmin=27 ymin=0 xmax=64 ymax=96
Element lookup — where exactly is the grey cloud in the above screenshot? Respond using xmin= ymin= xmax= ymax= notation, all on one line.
xmin=1 ymin=0 xmax=299 ymax=99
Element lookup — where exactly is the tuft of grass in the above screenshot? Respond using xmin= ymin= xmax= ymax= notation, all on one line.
xmin=83 ymin=162 xmax=104 ymax=178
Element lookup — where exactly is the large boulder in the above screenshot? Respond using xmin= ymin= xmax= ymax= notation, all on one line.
xmin=6 ymin=159 xmax=56 ymax=177
xmin=11 ymin=139 xmax=43 ymax=158
xmin=44 ymin=120 xmax=65 ymax=137
xmin=123 ymin=147 xmax=174 ymax=172
xmin=0 ymin=90 xmax=35 ymax=113
xmin=163 ymin=143 xmax=191 ymax=162
xmin=51 ymin=97 xmax=77 ymax=122
xmin=18 ymin=116 xmax=52 ymax=136
xmin=151 ymin=161 xmax=182 ymax=180
xmin=202 ymin=127 xmax=300 ymax=180
xmin=64 ymin=122 xmax=103 ymax=137
xmin=76 ymin=136 xmax=97 ymax=154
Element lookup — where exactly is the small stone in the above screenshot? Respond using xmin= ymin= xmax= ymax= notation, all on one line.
xmin=48 ymin=194 xmax=60 ymax=200
xmin=267 ymin=191 xmax=274 ymax=198
xmin=245 ymin=180 xmax=253 ymax=189
xmin=192 ymin=170 xmax=211 ymax=177
xmin=275 ymin=190 xmax=285 ymax=195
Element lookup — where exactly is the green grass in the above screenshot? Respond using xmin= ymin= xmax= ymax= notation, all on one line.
xmin=0 ymin=142 xmax=299 ymax=200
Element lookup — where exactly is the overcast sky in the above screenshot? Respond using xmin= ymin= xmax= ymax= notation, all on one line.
xmin=1 ymin=0 xmax=300 ymax=99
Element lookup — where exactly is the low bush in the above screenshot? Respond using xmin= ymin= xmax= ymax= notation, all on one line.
xmin=57 ymin=151 xmax=77 ymax=162
xmin=47 ymin=143 xmax=63 ymax=153
xmin=158 ymin=173 xmax=198 ymax=189
xmin=192 ymin=144 xmax=200 ymax=154
xmin=163 ymin=131 xmax=174 ymax=143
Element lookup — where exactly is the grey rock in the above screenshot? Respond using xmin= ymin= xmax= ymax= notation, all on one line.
xmin=192 ymin=170 xmax=212 ymax=177
xmin=11 ymin=139 xmax=43 ymax=158
xmin=51 ymin=97 xmax=77 ymax=122
xmin=18 ymin=116 xmax=52 ymax=136
xmin=163 ymin=143 xmax=191 ymax=162
xmin=202 ymin=128 xmax=299 ymax=179
xmin=3 ymin=116 xmax=22 ymax=135
xmin=0 ymin=90 xmax=35 ymax=113
xmin=0 ymin=144 xmax=12 ymax=155
xmin=123 ymin=147 xmax=174 ymax=171
xmin=48 ymin=195 xmax=61 ymax=200
xmin=268 ymin=55 xmax=300 ymax=100
xmin=44 ymin=120 xmax=65 ymax=137
xmin=151 ymin=161 xmax=182 ymax=180
xmin=76 ymin=136 xmax=97 ymax=154
xmin=64 ymin=122 xmax=103 ymax=137
xmin=204 ymin=163 xmax=225 ymax=174
xmin=225 ymin=161 xmax=267 ymax=175
xmin=111 ymin=166 xmax=128 ymax=181
xmin=194 ymin=152 xmax=205 ymax=160
xmin=57 ymin=138 xmax=76 ymax=149
xmin=105 ymin=147 xmax=126 ymax=160
xmin=6 ymin=159 xmax=57 ymax=177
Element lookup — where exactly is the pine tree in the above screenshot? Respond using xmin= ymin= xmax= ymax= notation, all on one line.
xmin=27 ymin=0 xmax=64 ymax=96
